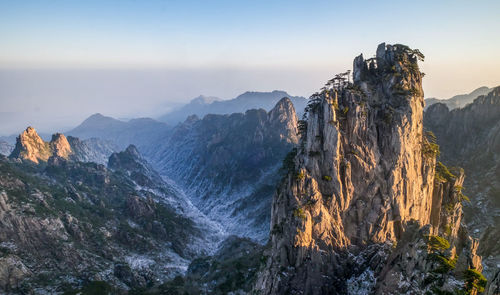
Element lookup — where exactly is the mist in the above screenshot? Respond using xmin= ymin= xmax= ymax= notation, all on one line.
xmin=0 ymin=66 xmax=339 ymax=136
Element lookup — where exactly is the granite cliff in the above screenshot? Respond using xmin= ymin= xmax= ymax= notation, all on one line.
xmin=425 ymin=87 xmax=500 ymax=292
xmin=256 ymin=43 xmax=484 ymax=295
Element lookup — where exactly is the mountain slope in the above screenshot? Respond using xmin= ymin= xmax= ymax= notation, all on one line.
xmin=425 ymin=86 xmax=493 ymax=110
xmin=0 ymin=141 xmax=223 ymax=293
xmin=424 ymin=87 xmax=500 ymax=278
xmin=158 ymin=90 xmax=307 ymax=124
xmin=256 ymin=43 xmax=483 ymax=295
xmin=0 ymin=141 xmax=14 ymax=156
xmin=150 ymin=97 xmax=299 ymax=241
xmin=68 ymin=114 xmax=171 ymax=152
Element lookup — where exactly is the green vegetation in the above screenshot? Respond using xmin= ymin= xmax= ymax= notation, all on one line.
xmin=463 ymin=268 xmax=487 ymax=294
xmin=454 ymin=185 xmax=471 ymax=203
xmin=426 ymin=235 xmax=450 ymax=252
xmin=393 ymin=44 xmax=425 ymax=62
xmin=392 ymin=84 xmax=408 ymax=96
xmin=409 ymin=87 xmax=421 ymax=96
xmin=298 ymin=120 xmax=307 ymax=138
xmin=322 ymin=175 xmax=332 ymax=181
xmin=293 ymin=207 xmax=307 ymax=220
xmin=305 ymin=95 xmax=322 ymax=115
xmin=295 ymin=171 xmax=305 ymax=180
xmin=443 ymin=224 xmax=452 ymax=236
xmin=281 ymin=148 xmax=297 ymax=173
xmin=435 ymin=162 xmax=456 ymax=183
xmin=431 ymin=254 xmax=457 ymax=274
xmin=423 ymin=234 xmax=462 ymax=292
xmin=408 ymin=63 xmax=420 ymax=76
xmin=423 ymin=131 xmax=440 ymax=159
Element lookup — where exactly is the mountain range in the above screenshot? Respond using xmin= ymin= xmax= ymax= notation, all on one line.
xmin=425 ymin=86 xmax=493 ymax=110
xmin=0 ymin=44 xmax=498 ymax=294
xmin=424 ymin=87 xmax=500 ymax=279
xmin=157 ymin=90 xmax=307 ymax=124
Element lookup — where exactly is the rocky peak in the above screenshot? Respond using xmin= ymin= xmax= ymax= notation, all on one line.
xmin=50 ymin=133 xmax=72 ymax=159
xmin=8 ymin=126 xmax=125 ymax=166
xmin=190 ymin=95 xmax=221 ymax=105
xmin=268 ymin=97 xmax=299 ymax=144
xmin=10 ymin=126 xmax=52 ymax=163
xmin=256 ymin=43 xmax=483 ymax=295
xmin=108 ymin=145 xmax=143 ymax=171
xmin=184 ymin=114 xmax=200 ymax=124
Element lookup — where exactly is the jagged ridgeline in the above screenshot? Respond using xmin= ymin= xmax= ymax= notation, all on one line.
xmin=255 ymin=43 xmax=485 ymax=295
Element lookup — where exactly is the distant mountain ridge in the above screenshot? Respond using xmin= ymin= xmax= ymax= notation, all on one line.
xmin=425 ymin=86 xmax=493 ymax=110
xmin=158 ymin=90 xmax=307 ymax=124
xmin=67 ymin=113 xmax=171 ymax=153
xmin=150 ymin=97 xmax=299 ymax=241
xmin=424 ymin=86 xmax=500 ymax=278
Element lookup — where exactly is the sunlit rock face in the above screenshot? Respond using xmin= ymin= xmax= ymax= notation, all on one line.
xmin=50 ymin=133 xmax=72 ymax=159
xmin=256 ymin=43 xmax=483 ymax=295
xmin=10 ymin=127 xmax=52 ymax=163
xmin=9 ymin=127 xmax=118 ymax=165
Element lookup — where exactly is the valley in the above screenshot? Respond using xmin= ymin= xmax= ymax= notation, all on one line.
xmin=0 ymin=45 xmax=498 ymax=295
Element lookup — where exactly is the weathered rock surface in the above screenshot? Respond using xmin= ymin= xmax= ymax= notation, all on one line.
xmin=151 ymin=97 xmax=299 ymax=241
xmin=424 ymin=87 xmax=500 ymax=279
xmin=9 ymin=126 xmax=118 ymax=165
xmin=487 ymin=269 xmax=500 ymax=295
xmin=0 ymin=144 xmax=221 ymax=293
xmin=50 ymin=132 xmax=72 ymax=159
xmin=9 ymin=127 xmax=52 ymax=163
xmin=67 ymin=135 xmax=119 ymax=165
xmin=255 ymin=43 xmax=484 ymax=295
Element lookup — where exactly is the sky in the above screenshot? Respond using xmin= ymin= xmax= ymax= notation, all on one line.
xmin=0 ymin=0 xmax=499 ymax=135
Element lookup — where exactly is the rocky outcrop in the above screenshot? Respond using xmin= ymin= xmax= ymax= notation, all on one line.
xmin=152 ymin=97 xmax=299 ymax=241
xmin=256 ymin=43 xmax=483 ymax=295
xmin=9 ymin=127 xmax=52 ymax=163
xmin=424 ymin=87 xmax=500 ymax=279
xmin=9 ymin=127 xmax=119 ymax=165
xmin=0 ymin=145 xmax=222 ymax=293
xmin=50 ymin=133 xmax=72 ymax=158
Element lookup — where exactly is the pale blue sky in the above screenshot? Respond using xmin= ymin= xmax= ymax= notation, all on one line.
xmin=0 ymin=0 xmax=499 ymax=134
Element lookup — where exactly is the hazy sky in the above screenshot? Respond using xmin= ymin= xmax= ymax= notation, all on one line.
xmin=1 ymin=0 xmax=499 ymax=135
